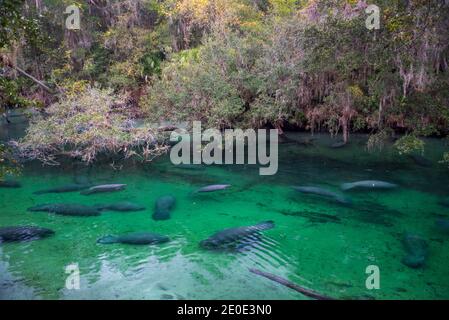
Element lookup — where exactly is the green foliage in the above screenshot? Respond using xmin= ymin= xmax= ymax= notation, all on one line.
xmin=142 ymin=31 xmax=266 ymax=128
xmin=144 ymin=0 xmax=449 ymax=139
xmin=394 ymin=135 xmax=425 ymax=155
xmin=0 ymin=77 xmax=35 ymax=108
xmin=140 ymin=51 xmax=165 ymax=76
xmin=0 ymin=0 xmax=41 ymax=48
xmin=0 ymin=144 xmax=21 ymax=181
xmin=2 ymin=0 xmax=449 ymax=166
xmin=18 ymin=87 xmax=167 ymax=164
xmin=269 ymin=0 xmax=300 ymax=16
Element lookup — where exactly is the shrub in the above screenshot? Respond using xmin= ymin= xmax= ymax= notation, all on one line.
xmin=16 ymin=87 xmax=168 ymax=164
xmin=394 ymin=134 xmax=425 ymax=155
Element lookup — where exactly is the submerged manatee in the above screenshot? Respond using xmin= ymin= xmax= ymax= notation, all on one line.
xmin=0 ymin=180 xmax=21 ymax=188
xmin=0 ymin=226 xmax=54 ymax=242
xmin=330 ymin=141 xmax=347 ymax=149
xmin=95 ymin=202 xmax=145 ymax=212
xmin=292 ymin=186 xmax=351 ymax=205
xmin=401 ymin=234 xmax=428 ymax=269
xmin=436 ymin=219 xmax=449 ymax=234
xmin=200 ymin=221 xmax=275 ymax=250
xmin=197 ymin=184 xmax=231 ymax=193
xmin=153 ymin=196 xmax=176 ymax=220
xmin=341 ymin=180 xmax=398 ymax=191
xmin=81 ymin=184 xmax=126 ymax=195
xmin=28 ymin=204 xmax=101 ymax=216
xmin=33 ymin=183 xmax=92 ymax=195
xmin=97 ymin=232 xmax=170 ymax=245
xmin=408 ymin=154 xmax=432 ymax=167
xmin=438 ymin=198 xmax=449 ymax=208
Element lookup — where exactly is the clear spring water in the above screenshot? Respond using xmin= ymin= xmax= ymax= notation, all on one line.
xmin=1 ymin=118 xmax=448 ymax=300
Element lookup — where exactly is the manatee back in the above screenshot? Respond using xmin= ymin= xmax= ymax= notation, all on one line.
xmin=402 ymin=234 xmax=428 ymax=268
xmin=0 ymin=226 xmax=54 ymax=242
xmin=153 ymin=196 xmax=176 ymax=220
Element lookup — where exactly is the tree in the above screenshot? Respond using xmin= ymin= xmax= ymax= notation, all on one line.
xmin=16 ymin=87 xmax=168 ymax=165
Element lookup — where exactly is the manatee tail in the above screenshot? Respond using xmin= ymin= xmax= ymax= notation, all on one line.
xmin=341 ymin=183 xmax=355 ymax=191
xmin=255 ymin=221 xmax=275 ymax=231
xmin=97 ymin=235 xmax=119 ymax=244
xmin=33 ymin=190 xmax=49 ymax=195
xmin=80 ymin=190 xmax=93 ymax=195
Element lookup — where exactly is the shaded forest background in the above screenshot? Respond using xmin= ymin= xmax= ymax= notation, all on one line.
xmin=0 ymin=0 xmax=448 ymax=169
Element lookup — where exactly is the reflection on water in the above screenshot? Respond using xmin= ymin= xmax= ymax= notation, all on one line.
xmin=1 ymin=119 xmax=449 ymax=299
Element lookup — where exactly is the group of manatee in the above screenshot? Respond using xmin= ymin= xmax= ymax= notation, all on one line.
xmin=1 ymin=174 xmax=448 ymax=270
xmin=292 ymin=180 xmax=398 ymax=205
xmin=290 ymin=180 xmax=449 ymax=269
xmin=0 ymin=178 xmax=267 ymax=250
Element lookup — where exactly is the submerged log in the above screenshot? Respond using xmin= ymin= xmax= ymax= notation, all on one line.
xmin=249 ymin=268 xmax=335 ymax=300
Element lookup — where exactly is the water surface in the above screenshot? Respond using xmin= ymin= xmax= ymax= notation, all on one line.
xmin=1 ymin=119 xmax=448 ymax=299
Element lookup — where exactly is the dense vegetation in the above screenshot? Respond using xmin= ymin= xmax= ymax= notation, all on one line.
xmin=0 ymin=0 xmax=448 ymax=170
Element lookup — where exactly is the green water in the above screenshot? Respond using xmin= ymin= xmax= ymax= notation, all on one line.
xmin=1 ymin=126 xmax=449 ymax=299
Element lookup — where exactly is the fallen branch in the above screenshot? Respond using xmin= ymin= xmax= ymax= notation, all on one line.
xmin=7 ymin=64 xmax=59 ymax=94
xmin=249 ymin=268 xmax=336 ymax=300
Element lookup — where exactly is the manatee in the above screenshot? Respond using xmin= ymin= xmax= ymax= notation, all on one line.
xmin=408 ymin=154 xmax=432 ymax=167
xmin=80 ymin=184 xmax=126 ymax=195
xmin=0 ymin=180 xmax=21 ymax=188
xmin=28 ymin=204 xmax=101 ymax=216
xmin=153 ymin=196 xmax=176 ymax=221
xmin=200 ymin=221 xmax=275 ymax=250
xmin=158 ymin=125 xmax=179 ymax=132
xmin=292 ymin=186 xmax=351 ymax=205
xmin=401 ymin=234 xmax=428 ymax=269
xmin=436 ymin=219 xmax=449 ymax=234
xmin=97 ymin=232 xmax=170 ymax=245
xmin=330 ymin=141 xmax=347 ymax=149
xmin=0 ymin=226 xmax=54 ymax=243
xmin=33 ymin=183 xmax=92 ymax=195
xmin=341 ymin=180 xmax=398 ymax=191
xmin=438 ymin=198 xmax=449 ymax=208
xmin=197 ymin=184 xmax=231 ymax=193
xmin=95 ymin=201 xmax=146 ymax=212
